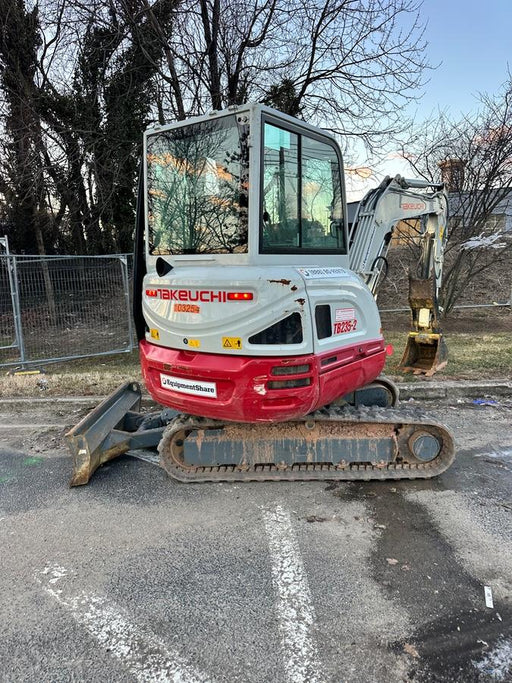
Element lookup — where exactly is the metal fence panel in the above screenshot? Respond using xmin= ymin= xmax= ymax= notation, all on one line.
xmin=0 ymin=256 xmax=19 ymax=353
xmin=0 ymin=254 xmax=135 ymax=368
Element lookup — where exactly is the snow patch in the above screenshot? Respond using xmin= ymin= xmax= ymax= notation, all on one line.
xmin=460 ymin=233 xmax=507 ymax=250
xmin=474 ymin=639 xmax=512 ymax=681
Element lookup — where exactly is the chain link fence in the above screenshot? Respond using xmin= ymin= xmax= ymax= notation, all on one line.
xmin=0 ymin=250 xmax=135 ymax=368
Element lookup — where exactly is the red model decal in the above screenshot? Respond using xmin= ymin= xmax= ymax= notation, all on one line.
xmin=174 ymin=303 xmax=200 ymax=314
xmin=333 ymin=319 xmax=357 ymax=334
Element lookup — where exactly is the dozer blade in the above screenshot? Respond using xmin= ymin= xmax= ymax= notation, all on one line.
xmin=66 ymin=381 xmax=165 ymax=486
xmin=398 ymin=332 xmax=448 ymax=377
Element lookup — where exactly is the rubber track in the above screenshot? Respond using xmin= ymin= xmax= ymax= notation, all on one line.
xmin=158 ymin=404 xmax=456 ymax=483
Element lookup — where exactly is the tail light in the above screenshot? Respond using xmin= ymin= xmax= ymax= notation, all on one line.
xmin=268 ymin=362 xmax=312 ymax=389
xmin=227 ymin=292 xmax=253 ymax=301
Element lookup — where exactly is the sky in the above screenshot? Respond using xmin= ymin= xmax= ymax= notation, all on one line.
xmin=417 ymin=0 xmax=510 ymax=117
xmin=346 ymin=0 xmax=512 ymax=200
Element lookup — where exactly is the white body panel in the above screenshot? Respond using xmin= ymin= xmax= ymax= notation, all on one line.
xmin=143 ymin=265 xmax=381 ymax=356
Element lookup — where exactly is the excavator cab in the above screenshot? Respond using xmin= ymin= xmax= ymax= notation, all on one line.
xmin=133 ymin=104 xmax=392 ymax=424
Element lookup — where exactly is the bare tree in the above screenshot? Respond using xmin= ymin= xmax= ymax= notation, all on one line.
xmin=0 ymin=0 xmax=49 ymax=254
xmin=133 ymin=0 xmax=430 ymax=148
xmin=402 ymin=77 xmax=512 ymax=315
xmin=0 ymin=0 xmax=181 ymax=253
xmin=1 ymin=0 xmax=431 ymax=254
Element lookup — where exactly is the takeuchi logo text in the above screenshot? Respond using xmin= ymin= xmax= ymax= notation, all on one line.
xmin=146 ymin=288 xmax=229 ymax=302
xmin=401 ymin=202 xmax=426 ymax=211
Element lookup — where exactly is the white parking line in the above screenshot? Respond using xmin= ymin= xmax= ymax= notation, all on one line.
xmin=263 ymin=505 xmax=325 ymax=683
xmin=37 ymin=565 xmax=213 ymax=683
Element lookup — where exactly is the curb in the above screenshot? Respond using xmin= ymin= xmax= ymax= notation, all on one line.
xmin=397 ymin=380 xmax=512 ymax=401
xmin=0 ymin=380 xmax=510 ymax=408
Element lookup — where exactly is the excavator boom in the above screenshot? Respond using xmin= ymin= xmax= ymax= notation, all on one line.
xmin=349 ymin=175 xmax=448 ymax=375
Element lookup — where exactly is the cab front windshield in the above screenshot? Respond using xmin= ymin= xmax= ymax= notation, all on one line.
xmin=146 ymin=115 xmax=249 ymax=255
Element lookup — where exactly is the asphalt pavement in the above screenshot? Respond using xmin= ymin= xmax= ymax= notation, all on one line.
xmin=0 ymin=390 xmax=511 ymax=682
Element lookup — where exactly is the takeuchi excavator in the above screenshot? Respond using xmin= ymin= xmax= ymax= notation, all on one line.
xmin=67 ymin=103 xmax=454 ymax=486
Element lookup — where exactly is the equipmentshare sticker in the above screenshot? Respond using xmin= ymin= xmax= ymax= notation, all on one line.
xmin=160 ymin=373 xmax=217 ymax=398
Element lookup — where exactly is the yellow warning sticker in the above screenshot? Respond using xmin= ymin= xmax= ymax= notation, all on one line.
xmin=187 ymin=338 xmax=200 ymax=348
xmin=150 ymin=328 xmax=160 ymax=340
xmin=222 ymin=337 xmax=243 ymax=350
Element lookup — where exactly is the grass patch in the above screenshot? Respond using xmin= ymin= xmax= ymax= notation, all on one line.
xmin=385 ymin=331 xmax=512 ymax=381
xmin=0 ymin=333 xmax=510 ymax=399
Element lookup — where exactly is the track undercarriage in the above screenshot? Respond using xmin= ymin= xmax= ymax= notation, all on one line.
xmin=67 ymin=379 xmax=455 ymax=486
xmin=158 ymin=405 xmax=454 ymax=483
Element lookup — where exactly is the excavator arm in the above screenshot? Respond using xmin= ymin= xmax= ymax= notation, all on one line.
xmin=349 ymin=175 xmax=449 ymax=375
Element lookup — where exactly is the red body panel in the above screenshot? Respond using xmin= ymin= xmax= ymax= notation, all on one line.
xmin=140 ymin=338 xmax=387 ymax=423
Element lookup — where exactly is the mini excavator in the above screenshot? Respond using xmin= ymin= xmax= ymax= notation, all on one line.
xmin=67 ymin=104 xmax=454 ymax=486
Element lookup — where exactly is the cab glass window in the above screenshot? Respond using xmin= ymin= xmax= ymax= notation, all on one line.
xmin=147 ymin=115 xmax=249 ymax=255
xmin=261 ymin=122 xmax=345 ymax=253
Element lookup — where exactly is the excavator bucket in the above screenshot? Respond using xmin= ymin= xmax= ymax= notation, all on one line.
xmin=397 ymin=271 xmax=448 ymax=377
xmin=398 ymin=332 xmax=448 ymax=377
xmin=66 ymin=381 xmax=166 ymax=486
